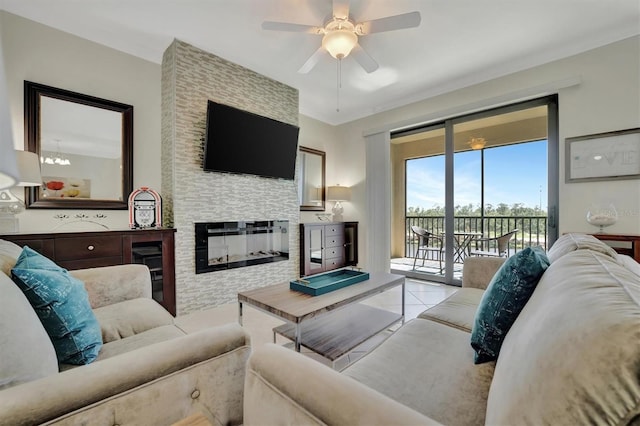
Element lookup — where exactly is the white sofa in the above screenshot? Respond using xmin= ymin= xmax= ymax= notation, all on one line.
xmin=0 ymin=239 xmax=251 ymax=425
xmin=244 ymin=233 xmax=640 ymax=425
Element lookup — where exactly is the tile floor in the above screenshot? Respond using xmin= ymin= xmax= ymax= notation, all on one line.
xmin=198 ymin=277 xmax=459 ymax=371
xmin=391 ymin=257 xmax=464 ymax=280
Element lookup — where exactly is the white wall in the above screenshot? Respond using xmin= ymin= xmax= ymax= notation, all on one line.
xmin=299 ymin=116 xmax=364 ymax=224
xmin=332 ymin=36 xmax=640 ymax=270
xmin=298 ymin=115 xmax=340 ymax=222
xmin=1 ymin=11 xmax=161 ymax=232
xmin=297 ymin=114 xmax=369 ymax=268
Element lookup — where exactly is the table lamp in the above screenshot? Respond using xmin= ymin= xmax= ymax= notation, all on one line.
xmin=327 ymin=184 xmax=351 ymax=221
xmin=0 ymin=150 xmax=42 ymax=233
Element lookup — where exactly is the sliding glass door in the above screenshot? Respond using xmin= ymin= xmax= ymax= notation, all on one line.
xmin=392 ymin=96 xmax=558 ymax=284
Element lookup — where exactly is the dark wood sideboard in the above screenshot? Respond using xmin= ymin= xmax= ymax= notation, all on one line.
xmin=0 ymin=228 xmax=176 ymax=316
xmin=589 ymin=233 xmax=640 ymax=263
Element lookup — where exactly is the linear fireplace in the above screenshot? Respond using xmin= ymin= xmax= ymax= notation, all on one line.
xmin=195 ymin=221 xmax=289 ymax=274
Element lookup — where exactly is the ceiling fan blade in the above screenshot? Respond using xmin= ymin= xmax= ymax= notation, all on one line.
xmin=262 ymin=21 xmax=322 ymax=34
xmin=351 ymin=44 xmax=379 ymax=73
xmin=357 ymin=11 xmax=421 ymax=34
xmin=298 ymin=47 xmax=327 ymax=74
xmin=332 ymin=0 xmax=350 ymax=19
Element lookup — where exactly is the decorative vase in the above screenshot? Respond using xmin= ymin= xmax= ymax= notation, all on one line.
xmin=586 ymin=203 xmax=618 ymax=233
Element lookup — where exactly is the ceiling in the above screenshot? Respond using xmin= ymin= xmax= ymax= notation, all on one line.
xmin=1 ymin=0 xmax=638 ymax=126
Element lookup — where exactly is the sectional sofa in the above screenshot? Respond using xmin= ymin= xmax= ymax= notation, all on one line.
xmin=244 ymin=233 xmax=640 ymax=425
xmin=0 ymin=239 xmax=251 ymax=425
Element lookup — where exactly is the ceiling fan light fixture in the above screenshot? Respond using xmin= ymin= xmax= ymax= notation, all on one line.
xmin=322 ymin=28 xmax=357 ymax=59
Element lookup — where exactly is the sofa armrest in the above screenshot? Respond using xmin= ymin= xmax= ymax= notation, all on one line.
xmin=461 ymin=257 xmax=505 ymax=289
xmin=244 ymin=344 xmax=442 ymax=426
xmin=0 ymin=323 xmax=250 ymax=425
xmin=70 ymin=264 xmax=152 ymax=309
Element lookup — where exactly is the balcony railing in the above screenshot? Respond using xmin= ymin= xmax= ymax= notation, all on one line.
xmin=405 ymin=215 xmax=547 ymax=259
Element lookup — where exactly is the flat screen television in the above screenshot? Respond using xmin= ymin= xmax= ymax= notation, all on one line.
xmin=203 ymin=100 xmax=300 ymax=180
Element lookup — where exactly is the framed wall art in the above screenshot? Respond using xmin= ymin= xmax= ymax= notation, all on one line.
xmin=566 ymin=127 xmax=640 ymax=183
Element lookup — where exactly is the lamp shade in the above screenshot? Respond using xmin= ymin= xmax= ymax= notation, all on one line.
xmin=0 ymin=153 xmax=17 ymax=190
xmin=16 ymin=150 xmax=42 ymax=186
xmin=327 ymin=185 xmax=351 ymax=201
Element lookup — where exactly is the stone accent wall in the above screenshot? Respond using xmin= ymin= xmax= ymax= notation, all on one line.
xmin=161 ymin=39 xmax=300 ymax=314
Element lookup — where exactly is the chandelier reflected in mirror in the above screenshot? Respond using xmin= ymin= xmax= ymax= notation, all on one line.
xmin=41 ymin=139 xmax=71 ymax=166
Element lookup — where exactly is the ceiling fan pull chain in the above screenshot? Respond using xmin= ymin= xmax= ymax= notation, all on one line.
xmin=336 ymin=58 xmax=341 ymax=112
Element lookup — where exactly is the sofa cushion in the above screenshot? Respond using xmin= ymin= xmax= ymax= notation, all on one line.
xmin=343 ymin=318 xmax=495 ymax=426
xmin=486 ymin=249 xmax=640 ymax=425
xmin=70 ymin=264 xmax=152 ymax=309
xmin=470 ymin=246 xmax=549 ymax=364
xmin=93 ymin=298 xmax=174 ymax=343
xmin=461 ymin=256 xmax=507 ymax=290
xmin=547 ymin=232 xmax=618 ymax=263
xmin=618 ymin=254 xmax=640 ymax=277
xmin=417 ymin=288 xmax=483 ymax=332
xmin=11 ymin=246 xmax=102 ymax=365
xmin=0 ymin=238 xmax=22 ymax=276
xmin=96 ymin=325 xmax=186 ymax=361
xmin=0 ymin=272 xmax=58 ymax=389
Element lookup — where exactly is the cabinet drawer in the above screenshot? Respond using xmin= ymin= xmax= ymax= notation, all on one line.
xmin=7 ymin=238 xmax=55 ymax=259
xmin=324 ymin=225 xmax=344 ymax=236
xmin=324 ymin=257 xmax=345 ymax=270
xmin=324 ymin=246 xmax=344 ymax=259
xmin=55 ymin=236 xmax=123 ymax=261
xmin=325 ymin=233 xmax=344 ymax=248
xmin=58 ymin=257 xmax=123 ymax=270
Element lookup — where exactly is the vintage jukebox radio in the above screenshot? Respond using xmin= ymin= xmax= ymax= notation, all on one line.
xmin=128 ymin=187 xmax=162 ymax=229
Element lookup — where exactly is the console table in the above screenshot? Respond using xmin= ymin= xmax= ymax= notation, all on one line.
xmin=589 ymin=233 xmax=640 ymax=263
xmin=0 ymin=228 xmax=176 ymax=315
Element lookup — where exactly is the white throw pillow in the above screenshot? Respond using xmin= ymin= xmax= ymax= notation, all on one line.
xmin=547 ymin=233 xmax=618 ymax=264
xmin=0 ymin=272 xmax=58 ymax=389
xmin=0 ymin=239 xmax=22 ymax=276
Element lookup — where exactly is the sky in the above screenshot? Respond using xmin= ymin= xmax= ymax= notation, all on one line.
xmin=406 ymin=140 xmax=548 ymax=211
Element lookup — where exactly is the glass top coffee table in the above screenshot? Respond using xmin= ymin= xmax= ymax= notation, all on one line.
xmin=237 ymin=272 xmax=405 ymax=367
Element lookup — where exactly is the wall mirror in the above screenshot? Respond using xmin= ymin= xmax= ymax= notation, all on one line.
xmin=298 ymin=146 xmax=325 ymax=211
xmin=25 ymin=81 xmax=133 ymax=209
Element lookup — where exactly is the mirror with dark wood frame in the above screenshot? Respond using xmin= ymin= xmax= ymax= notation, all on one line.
xmin=24 ymin=81 xmax=133 ymax=209
xmin=298 ymin=146 xmax=325 ymax=211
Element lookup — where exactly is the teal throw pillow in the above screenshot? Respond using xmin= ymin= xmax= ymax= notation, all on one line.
xmin=11 ymin=246 xmax=102 ymax=365
xmin=470 ymin=246 xmax=549 ymax=364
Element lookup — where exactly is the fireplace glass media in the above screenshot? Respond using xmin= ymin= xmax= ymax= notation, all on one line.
xmin=195 ymin=221 xmax=289 ymax=274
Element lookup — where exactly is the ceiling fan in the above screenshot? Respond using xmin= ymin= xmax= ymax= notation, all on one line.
xmin=262 ymin=0 xmax=421 ymax=74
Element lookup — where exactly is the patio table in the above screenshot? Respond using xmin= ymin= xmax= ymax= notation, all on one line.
xmin=442 ymin=231 xmax=482 ymax=263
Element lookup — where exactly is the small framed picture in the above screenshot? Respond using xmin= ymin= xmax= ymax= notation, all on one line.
xmin=566 ymin=128 xmax=640 ymax=183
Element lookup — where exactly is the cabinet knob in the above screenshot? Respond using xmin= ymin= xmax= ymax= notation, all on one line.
xmin=87 ymin=245 xmax=95 ymax=251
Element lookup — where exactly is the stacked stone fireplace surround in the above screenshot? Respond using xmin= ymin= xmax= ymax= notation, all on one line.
xmin=161 ymin=39 xmax=300 ymax=315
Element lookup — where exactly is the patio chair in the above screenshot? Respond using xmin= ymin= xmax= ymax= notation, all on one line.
xmin=470 ymin=229 xmax=519 ymax=257
xmin=411 ymin=226 xmax=444 ymax=273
